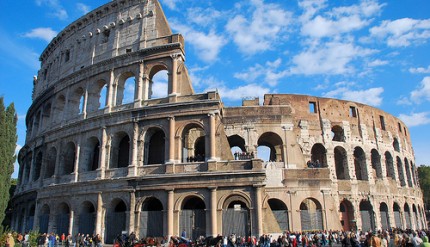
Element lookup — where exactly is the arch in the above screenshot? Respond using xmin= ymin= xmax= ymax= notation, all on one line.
xmin=334 ymin=146 xmax=349 ymax=180
xmin=56 ymin=202 xmax=70 ymax=235
xmin=144 ymin=128 xmax=166 ymax=165
xmin=331 ymin=125 xmax=345 ymax=142
xmin=41 ymin=103 xmax=52 ymax=129
xmin=79 ymin=201 xmax=96 ymax=235
xmin=87 ymin=79 xmax=108 ymax=112
xmin=110 ymin=132 xmax=130 ymax=169
xmin=82 ymin=136 xmax=100 ymax=172
xmin=150 ymin=69 xmax=169 ymax=99
xmin=180 ymin=196 xmax=206 ymax=240
xmin=393 ymin=138 xmax=400 ymax=152
xmin=257 ymin=132 xmax=284 ymax=162
xmin=404 ymin=203 xmax=412 ymax=229
xmin=105 ymin=199 xmax=127 ymax=244
xmin=396 ymin=156 xmax=406 ymax=186
xmin=116 ymin=72 xmax=136 ymax=106
xmin=404 ymin=158 xmax=413 ymax=187
xmin=26 ymin=205 xmax=36 ymax=231
xmin=45 ymin=147 xmax=57 ymax=178
xmin=311 ymin=143 xmax=327 ymax=167
xmin=24 ymin=152 xmax=32 ymax=184
xmin=34 ymin=111 xmax=41 ymax=133
xmin=181 ymin=123 xmax=206 ymax=163
xmin=393 ymin=203 xmax=402 ymax=228
xmin=300 ymin=198 xmax=323 ymax=231
xmin=61 ymin=142 xmax=76 ymax=175
xmin=39 ymin=204 xmax=50 ymax=233
xmin=33 ymin=151 xmax=43 ymax=181
xmin=412 ymin=204 xmax=419 ymax=230
xmin=339 ymin=199 xmax=355 ymax=231
xmin=411 ymin=161 xmax=417 ymax=186
xmin=385 ymin=151 xmax=395 ymax=180
xmin=222 ymin=194 xmax=251 ymax=237
xmin=380 ymin=202 xmax=390 ymax=230
xmin=69 ymin=86 xmax=85 ymax=116
xmin=267 ymin=198 xmax=289 ymax=232
xmin=140 ymin=197 xmax=164 ymax=238
xmin=371 ymin=149 xmax=383 ymax=179
xmin=359 ymin=200 xmax=374 ymax=231
xmin=53 ymin=94 xmax=66 ymax=123
xmin=228 ymin=135 xmax=246 ymax=152
xmin=354 ymin=147 xmax=368 ymax=180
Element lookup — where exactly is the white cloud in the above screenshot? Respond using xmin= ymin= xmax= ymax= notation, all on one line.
xmin=290 ymin=41 xmax=376 ymax=75
xmin=23 ymin=27 xmax=57 ymax=43
xmin=399 ymin=112 xmax=430 ymax=127
xmin=170 ymin=23 xmax=226 ymax=63
xmin=186 ymin=7 xmax=222 ymax=27
xmin=323 ymin=87 xmax=384 ymax=106
xmin=0 ymin=32 xmax=40 ymax=70
xmin=368 ymin=59 xmax=388 ymax=67
xmin=370 ymin=18 xmax=430 ymax=47
xmin=226 ymin=0 xmax=292 ymax=55
xmin=209 ymin=84 xmax=271 ymax=103
xmin=152 ymin=71 xmax=169 ymax=98
xmin=409 ymin=65 xmax=430 ymax=74
xmin=76 ymin=3 xmax=90 ymax=15
xmin=234 ymin=58 xmax=286 ymax=86
xmin=35 ymin=0 xmax=68 ymax=20
xmin=410 ymin=76 xmax=430 ymax=104
xmin=160 ymin=0 xmax=180 ymax=10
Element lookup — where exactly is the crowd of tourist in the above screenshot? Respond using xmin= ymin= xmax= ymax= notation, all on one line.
xmin=4 ymin=232 xmax=102 ymax=247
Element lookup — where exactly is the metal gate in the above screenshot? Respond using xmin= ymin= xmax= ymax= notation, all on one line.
xmin=222 ymin=209 xmax=249 ymax=237
xmin=180 ymin=210 xmax=206 ymax=240
xmin=56 ymin=214 xmax=69 ymax=235
xmin=405 ymin=211 xmax=411 ymax=229
xmin=272 ymin=210 xmax=289 ymax=231
xmin=360 ymin=210 xmax=374 ymax=231
xmin=380 ymin=210 xmax=389 ymax=230
xmin=79 ymin=213 xmax=96 ymax=235
xmin=105 ymin=212 xmax=126 ymax=244
xmin=394 ymin=211 xmax=402 ymax=228
xmin=300 ymin=210 xmax=323 ymax=231
xmin=140 ymin=211 xmax=163 ymax=238
xmin=39 ymin=214 xmax=49 ymax=233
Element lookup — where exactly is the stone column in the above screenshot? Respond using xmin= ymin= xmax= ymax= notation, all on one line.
xmin=95 ymin=193 xmax=103 ymax=235
xmin=135 ymin=62 xmax=144 ymax=106
xmin=106 ymin=69 xmax=115 ymax=110
xmin=168 ymin=117 xmax=175 ymax=163
xmin=74 ymin=137 xmax=81 ymax=182
xmin=209 ymin=187 xmax=217 ymax=236
xmin=169 ymin=55 xmax=179 ymax=95
xmin=129 ymin=191 xmax=136 ymax=234
xmin=99 ymin=127 xmax=107 ymax=179
xmin=82 ymin=88 xmax=88 ymax=118
xmin=167 ymin=189 xmax=174 ymax=238
xmin=129 ymin=121 xmax=138 ymax=176
xmin=68 ymin=210 xmax=74 ymax=235
xmin=63 ymin=87 xmax=70 ymax=122
xmin=208 ymin=113 xmax=216 ymax=161
xmin=254 ymin=185 xmax=263 ymax=236
xmin=142 ymin=74 xmax=150 ymax=100
xmin=28 ymin=147 xmax=35 ymax=185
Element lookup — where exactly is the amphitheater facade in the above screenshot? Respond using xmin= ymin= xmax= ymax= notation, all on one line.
xmin=12 ymin=0 xmax=426 ymax=243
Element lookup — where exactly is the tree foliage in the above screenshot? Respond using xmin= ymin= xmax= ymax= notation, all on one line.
xmin=417 ymin=165 xmax=430 ymax=208
xmin=0 ymin=97 xmax=17 ymax=232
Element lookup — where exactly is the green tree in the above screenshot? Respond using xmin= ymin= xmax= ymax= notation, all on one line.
xmin=0 ymin=97 xmax=17 ymax=232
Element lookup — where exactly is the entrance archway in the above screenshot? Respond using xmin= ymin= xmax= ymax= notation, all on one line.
xmin=222 ymin=195 xmax=251 ymax=237
xmin=300 ymin=198 xmax=323 ymax=231
xmin=380 ymin=203 xmax=389 ymax=230
xmin=393 ymin=203 xmax=402 ymax=228
xmin=267 ymin=198 xmax=289 ymax=232
xmin=340 ymin=200 xmax=354 ymax=231
xmin=180 ymin=196 xmax=206 ymax=240
xmin=140 ymin=197 xmax=163 ymax=238
xmin=56 ymin=203 xmax=70 ymax=235
xmin=359 ymin=201 xmax=374 ymax=231
xmin=79 ymin=201 xmax=96 ymax=235
xmin=105 ymin=199 xmax=127 ymax=244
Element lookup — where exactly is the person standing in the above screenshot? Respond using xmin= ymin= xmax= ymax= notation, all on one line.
xmin=6 ymin=233 xmax=15 ymax=247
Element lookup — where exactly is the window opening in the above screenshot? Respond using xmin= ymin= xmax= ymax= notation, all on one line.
xmin=380 ymin=116 xmax=385 ymax=130
xmin=349 ymin=106 xmax=357 ymax=117
xmin=309 ymin=102 xmax=317 ymax=113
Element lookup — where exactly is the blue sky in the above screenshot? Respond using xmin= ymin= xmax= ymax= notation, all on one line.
xmin=1 ymin=0 xmax=430 ymax=177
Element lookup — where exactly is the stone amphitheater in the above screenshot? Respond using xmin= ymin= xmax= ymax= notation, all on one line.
xmin=12 ymin=0 xmax=426 ymax=243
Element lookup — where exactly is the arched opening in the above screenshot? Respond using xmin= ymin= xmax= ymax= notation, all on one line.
xmin=310 ymin=143 xmax=327 ymax=167
xmin=331 ymin=125 xmax=345 ymax=142
xmin=33 ymin=152 xmax=43 ymax=181
xmin=413 ymin=204 xmax=419 ymax=230
xmin=62 ymin=142 xmax=76 ymax=175
xmin=68 ymin=87 xmax=85 ymax=116
xmin=39 ymin=204 xmax=50 ymax=233
xmin=145 ymin=128 xmax=166 ymax=165
xmin=116 ymin=73 xmax=136 ymax=105
xmin=339 ymin=200 xmax=355 ymax=231
xmin=53 ymin=94 xmax=66 ymax=124
xmin=45 ymin=147 xmax=56 ymax=178
xmin=385 ymin=152 xmax=395 ymax=180
xmin=359 ymin=201 xmax=374 ymax=231
xmin=87 ymin=79 xmax=107 ymax=112
xmin=41 ymin=103 xmax=52 ymax=129
xmin=140 ymin=197 xmax=164 ymax=238
xmin=257 ymin=132 xmax=284 ymax=162
xmin=354 ymin=147 xmax=368 ymax=180
xmin=82 ymin=137 xmax=100 ymax=172
xmin=393 ymin=138 xmax=400 ymax=152
xmin=267 ymin=198 xmax=289 ymax=232
xmin=56 ymin=203 xmax=70 ymax=235
xmin=150 ymin=70 xmax=169 ymax=99
xmin=380 ymin=203 xmax=389 ymax=230
xmin=228 ymin=135 xmax=249 ymax=160
xmin=222 ymin=195 xmax=251 ymax=237
xmin=34 ymin=111 xmax=41 ymax=133
xmin=404 ymin=158 xmax=413 ymax=187
xmin=111 ymin=132 xmax=130 ymax=169
xmin=182 ymin=124 xmax=205 ymax=162
xmin=24 ymin=153 xmax=32 ymax=184
xmin=393 ymin=203 xmax=402 ymax=228
xmin=300 ymin=198 xmax=323 ymax=231
xmin=397 ymin=156 xmax=406 ymax=186
xmin=106 ymin=199 xmax=127 ymax=244
xmin=411 ymin=161 xmax=417 ymax=186
xmin=180 ymin=196 xmax=206 ymax=240
xmin=371 ymin=149 xmax=383 ymax=179
xmin=79 ymin=201 xmax=96 ymax=235
xmin=404 ymin=203 xmax=412 ymax=229
xmin=334 ymin=146 xmax=349 ymax=180
xmin=26 ymin=205 xmax=35 ymax=231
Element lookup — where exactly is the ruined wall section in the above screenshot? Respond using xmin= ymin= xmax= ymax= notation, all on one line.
xmin=34 ymin=0 xmax=171 ymax=100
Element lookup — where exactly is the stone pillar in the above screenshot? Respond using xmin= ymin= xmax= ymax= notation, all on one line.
xmin=28 ymin=147 xmax=35 ymax=185
xmin=99 ymin=127 xmax=107 ymax=179
xmin=142 ymin=74 xmax=150 ymax=101
xmin=68 ymin=210 xmax=74 ymax=235
xmin=74 ymin=137 xmax=81 ymax=182
xmin=95 ymin=193 xmax=103 ymax=235
xmin=63 ymin=87 xmax=70 ymax=122
xmin=82 ymin=88 xmax=88 ymax=118
xmin=106 ymin=69 xmax=115 ymax=110
xmin=209 ymin=187 xmax=217 ymax=236
xmin=167 ymin=189 xmax=174 ymax=238
xmin=169 ymin=55 xmax=179 ymax=95
xmin=254 ymin=185 xmax=263 ymax=236
xmin=135 ymin=62 xmax=144 ymax=106
xmin=129 ymin=121 xmax=138 ymax=176
xmin=129 ymin=191 xmax=136 ymax=234
xmin=168 ymin=117 xmax=175 ymax=163
xmin=208 ymin=113 xmax=216 ymax=161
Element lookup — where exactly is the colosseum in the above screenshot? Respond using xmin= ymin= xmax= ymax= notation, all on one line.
xmin=12 ymin=0 xmax=426 ymax=243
